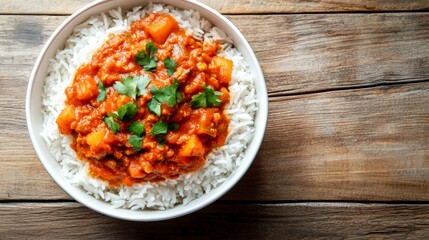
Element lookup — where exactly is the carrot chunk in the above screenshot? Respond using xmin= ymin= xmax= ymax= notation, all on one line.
xmin=86 ymin=130 xmax=111 ymax=158
xmin=210 ymin=56 xmax=233 ymax=84
xmin=179 ymin=135 xmax=205 ymax=157
xmin=74 ymin=75 xmax=98 ymax=101
xmin=146 ymin=14 xmax=179 ymax=44
xmin=56 ymin=106 xmax=75 ymax=134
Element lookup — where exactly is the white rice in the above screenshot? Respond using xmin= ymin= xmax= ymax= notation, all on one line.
xmin=41 ymin=3 xmax=258 ymax=210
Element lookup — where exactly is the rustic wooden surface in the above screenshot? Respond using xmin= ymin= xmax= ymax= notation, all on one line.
xmin=1 ymin=202 xmax=428 ymax=239
xmin=2 ymin=0 xmax=429 ymax=14
xmin=1 ymin=0 xmax=429 ymax=238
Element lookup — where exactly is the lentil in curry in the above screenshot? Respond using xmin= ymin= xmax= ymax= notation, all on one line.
xmin=56 ymin=13 xmax=232 ymax=186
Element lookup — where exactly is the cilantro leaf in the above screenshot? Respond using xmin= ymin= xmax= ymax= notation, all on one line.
xmin=112 ymin=102 xmax=138 ymax=122
xmin=134 ymin=42 xmax=158 ymax=72
xmin=114 ymin=76 xmax=137 ymax=99
xmin=146 ymin=42 xmax=158 ymax=58
xmin=96 ymin=81 xmax=107 ymax=102
xmin=190 ymin=92 xmax=207 ymax=108
xmin=113 ymin=75 xmax=149 ymax=99
xmin=129 ymin=122 xmax=145 ymax=137
xmin=150 ymin=79 xmax=180 ymax=107
xmin=190 ymin=86 xmax=222 ymax=109
xmin=205 ymin=86 xmax=222 ymax=107
xmin=156 ymin=135 xmax=166 ymax=146
xmin=144 ymin=59 xmax=158 ymax=72
xmin=128 ymin=135 xmax=143 ymax=151
xmin=135 ymin=75 xmax=150 ymax=96
xmin=168 ymin=123 xmax=179 ymax=131
xmin=103 ymin=116 xmax=120 ymax=134
xmin=163 ymin=58 xmax=177 ymax=76
xmin=151 ymin=121 xmax=168 ymax=135
xmin=147 ymin=98 xmax=161 ymax=117
xmin=176 ymin=91 xmax=183 ymax=103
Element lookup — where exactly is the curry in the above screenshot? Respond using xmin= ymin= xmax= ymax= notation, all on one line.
xmin=56 ymin=13 xmax=232 ymax=186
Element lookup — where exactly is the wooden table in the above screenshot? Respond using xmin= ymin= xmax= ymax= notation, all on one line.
xmin=1 ymin=0 xmax=429 ymax=238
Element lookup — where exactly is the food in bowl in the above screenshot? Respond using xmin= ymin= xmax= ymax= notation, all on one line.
xmin=41 ymin=3 xmax=258 ymax=210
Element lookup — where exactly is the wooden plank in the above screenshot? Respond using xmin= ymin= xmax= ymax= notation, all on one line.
xmin=0 ymin=202 xmax=428 ymax=239
xmin=231 ymin=13 xmax=429 ymax=95
xmin=225 ymin=82 xmax=429 ymax=201
xmin=1 ymin=14 xmax=429 ymax=201
xmin=1 ymin=0 xmax=429 ymax=15
xmin=1 ymin=14 xmax=428 ymax=95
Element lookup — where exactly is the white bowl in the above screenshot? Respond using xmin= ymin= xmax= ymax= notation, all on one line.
xmin=26 ymin=0 xmax=268 ymax=221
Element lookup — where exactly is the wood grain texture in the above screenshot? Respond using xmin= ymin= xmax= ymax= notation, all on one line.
xmin=0 ymin=202 xmax=428 ymax=239
xmin=1 ymin=14 xmax=429 ymax=201
xmin=2 ymin=14 xmax=429 ymax=95
xmin=229 ymin=13 xmax=429 ymax=95
xmin=1 ymin=0 xmax=429 ymax=14
xmin=226 ymin=82 xmax=429 ymax=201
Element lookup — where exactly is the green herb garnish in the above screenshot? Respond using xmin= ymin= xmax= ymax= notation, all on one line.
xmin=103 ymin=116 xmax=120 ymax=134
xmin=135 ymin=76 xmax=150 ymax=96
xmin=168 ymin=123 xmax=179 ymax=131
xmin=111 ymin=102 xmax=138 ymax=122
xmin=134 ymin=42 xmax=158 ymax=72
xmin=114 ymin=75 xmax=149 ymax=99
xmin=190 ymin=86 xmax=222 ymax=109
xmin=151 ymin=121 xmax=168 ymax=135
xmin=96 ymin=81 xmax=107 ymax=102
xmin=147 ymin=79 xmax=181 ymax=116
xmin=163 ymin=58 xmax=177 ymax=76
xmin=147 ymin=98 xmax=161 ymax=117
xmin=129 ymin=121 xmax=145 ymax=137
xmin=128 ymin=135 xmax=143 ymax=151
xmin=151 ymin=121 xmax=168 ymax=146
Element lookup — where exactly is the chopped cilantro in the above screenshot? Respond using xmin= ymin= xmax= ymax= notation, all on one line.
xmin=190 ymin=86 xmax=222 ymax=109
xmin=136 ymin=75 xmax=150 ymax=96
xmin=128 ymin=135 xmax=143 ymax=151
xmin=129 ymin=122 xmax=145 ymax=137
xmin=147 ymin=79 xmax=181 ymax=117
xmin=156 ymin=135 xmax=166 ymax=146
xmin=151 ymin=79 xmax=180 ymax=107
xmin=134 ymin=42 xmax=158 ymax=72
xmin=146 ymin=42 xmax=157 ymax=58
xmin=163 ymin=58 xmax=177 ymax=76
xmin=190 ymin=92 xmax=207 ymax=109
xmin=205 ymin=86 xmax=222 ymax=107
xmin=147 ymin=98 xmax=161 ymax=117
xmin=96 ymin=81 xmax=107 ymax=102
xmin=103 ymin=116 xmax=120 ymax=134
xmin=151 ymin=121 xmax=168 ymax=135
xmin=114 ymin=75 xmax=149 ymax=99
xmin=168 ymin=123 xmax=179 ymax=131
xmin=176 ymin=91 xmax=183 ymax=103
xmin=111 ymin=102 xmax=138 ymax=122
xmin=114 ymin=76 xmax=137 ymax=99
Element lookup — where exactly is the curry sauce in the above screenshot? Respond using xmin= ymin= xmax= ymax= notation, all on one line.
xmin=56 ymin=13 xmax=232 ymax=186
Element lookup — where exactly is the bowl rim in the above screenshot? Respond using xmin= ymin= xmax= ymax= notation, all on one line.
xmin=26 ymin=0 xmax=268 ymax=221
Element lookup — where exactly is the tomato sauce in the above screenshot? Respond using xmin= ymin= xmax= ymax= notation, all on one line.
xmin=56 ymin=13 xmax=232 ymax=186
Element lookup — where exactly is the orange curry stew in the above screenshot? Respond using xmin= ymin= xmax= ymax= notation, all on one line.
xmin=56 ymin=13 xmax=233 ymax=186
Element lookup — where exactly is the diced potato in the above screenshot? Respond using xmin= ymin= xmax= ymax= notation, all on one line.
xmin=56 ymin=106 xmax=75 ymax=134
xmin=128 ymin=160 xmax=145 ymax=178
xmin=86 ymin=130 xmax=110 ymax=157
xmin=179 ymin=135 xmax=205 ymax=157
xmin=219 ymin=87 xmax=230 ymax=104
xmin=74 ymin=75 xmax=98 ymax=101
xmin=146 ymin=14 xmax=179 ymax=44
xmin=210 ymin=56 xmax=233 ymax=84
xmin=197 ymin=109 xmax=217 ymax=137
